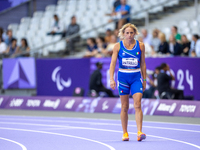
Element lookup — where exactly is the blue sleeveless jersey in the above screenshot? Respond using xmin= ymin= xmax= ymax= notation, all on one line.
xmin=118 ymin=40 xmax=141 ymax=69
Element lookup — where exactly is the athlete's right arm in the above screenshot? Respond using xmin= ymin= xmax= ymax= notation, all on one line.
xmin=109 ymin=43 xmax=120 ymax=90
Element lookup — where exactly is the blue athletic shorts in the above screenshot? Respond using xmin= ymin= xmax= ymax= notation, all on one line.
xmin=117 ymin=70 xmax=143 ymax=96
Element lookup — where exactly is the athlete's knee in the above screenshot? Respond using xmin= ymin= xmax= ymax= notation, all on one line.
xmin=121 ymin=103 xmax=129 ymax=112
xmin=134 ymin=101 xmax=141 ymax=110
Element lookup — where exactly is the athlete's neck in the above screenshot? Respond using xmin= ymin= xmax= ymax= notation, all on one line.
xmin=124 ymin=39 xmax=135 ymax=46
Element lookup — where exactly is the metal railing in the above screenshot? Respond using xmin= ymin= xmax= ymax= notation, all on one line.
xmin=7 ymin=0 xmax=199 ymax=58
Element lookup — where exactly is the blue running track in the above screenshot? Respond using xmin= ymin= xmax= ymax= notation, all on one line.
xmin=0 ymin=115 xmax=200 ymax=150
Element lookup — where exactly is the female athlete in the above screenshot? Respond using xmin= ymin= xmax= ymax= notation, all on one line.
xmin=109 ymin=23 xmax=146 ymax=141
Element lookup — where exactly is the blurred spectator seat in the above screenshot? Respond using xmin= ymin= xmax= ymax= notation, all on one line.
xmin=29 ymin=23 xmax=39 ymax=32
xmin=179 ymin=20 xmax=189 ymax=30
xmin=20 ymin=17 xmax=31 ymax=24
xmin=162 ymin=27 xmax=171 ymax=40
xmin=182 ymin=27 xmax=190 ymax=35
xmin=8 ymin=23 xmax=18 ymax=31
xmin=55 ymin=5 xmax=65 ymax=18
xmin=45 ymin=4 xmax=56 ymax=12
xmin=44 ymin=11 xmax=54 ymax=18
xmin=33 ymin=37 xmax=43 ymax=49
xmin=52 ymin=35 xmax=62 ymax=43
xmin=18 ymin=23 xmax=29 ymax=31
xmin=7 ymin=23 xmax=18 ymax=37
xmin=33 ymin=11 xmax=44 ymax=19
xmin=54 ymin=39 xmax=66 ymax=52
xmin=30 ymin=18 xmax=40 ymax=24
xmin=43 ymin=44 xmax=54 ymax=56
xmin=57 ymin=0 xmax=68 ymax=6
xmin=190 ymin=20 xmax=199 ymax=34
xmin=26 ymin=30 xmax=36 ymax=39
xmin=43 ymin=36 xmax=53 ymax=45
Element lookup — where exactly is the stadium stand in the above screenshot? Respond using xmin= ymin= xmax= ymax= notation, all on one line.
xmin=0 ymin=0 xmax=182 ymax=56
xmin=0 ymin=0 xmax=199 ymax=58
xmin=139 ymin=2 xmax=200 ymax=41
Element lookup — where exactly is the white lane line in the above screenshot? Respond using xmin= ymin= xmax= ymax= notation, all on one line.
xmin=0 ymin=125 xmax=200 ymax=149
xmin=1 ymin=120 xmax=200 ymax=133
xmin=141 ymin=125 xmax=200 ymax=133
xmin=0 ymin=127 xmax=115 ymax=150
xmin=37 ymin=127 xmax=73 ymax=131
xmin=0 ymin=137 xmax=27 ymax=150
xmin=0 ymin=116 xmax=200 ymax=126
xmin=145 ymin=134 xmax=200 ymax=149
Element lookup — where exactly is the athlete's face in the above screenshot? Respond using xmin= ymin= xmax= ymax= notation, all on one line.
xmin=124 ymin=27 xmax=135 ymax=40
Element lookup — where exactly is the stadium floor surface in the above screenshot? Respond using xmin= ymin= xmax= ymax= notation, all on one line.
xmin=0 ymin=110 xmax=200 ymax=150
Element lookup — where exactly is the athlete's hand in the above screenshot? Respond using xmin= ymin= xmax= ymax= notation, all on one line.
xmin=110 ymin=80 xmax=116 ymax=90
xmin=142 ymin=81 xmax=146 ymax=92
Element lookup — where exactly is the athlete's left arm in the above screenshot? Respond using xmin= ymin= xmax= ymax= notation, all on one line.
xmin=140 ymin=42 xmax=147 ymax=92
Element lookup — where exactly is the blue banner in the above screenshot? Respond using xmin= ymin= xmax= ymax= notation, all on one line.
xmin=1 ymin=95 xmax=200 ymax=118
xmin=3 ymin=58 xmax=36 ymax=89
xmin=36 ymin=58 xmax=90 ymax=96
xmin=90 ymin=57 xmax=200 ymax=100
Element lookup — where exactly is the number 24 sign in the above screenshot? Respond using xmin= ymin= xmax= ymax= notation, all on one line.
xmin=170 ymin=69 xmax=193 ymax=91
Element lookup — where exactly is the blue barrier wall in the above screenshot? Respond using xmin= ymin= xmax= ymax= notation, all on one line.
xmin=0 ymin=95 xmax=200 ymax=117
xmin=2 ymin=57 xmax=200 ymax=100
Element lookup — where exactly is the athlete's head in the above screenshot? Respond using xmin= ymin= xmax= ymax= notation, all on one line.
xmin=118 ymin=23 xmax=139 ymax=40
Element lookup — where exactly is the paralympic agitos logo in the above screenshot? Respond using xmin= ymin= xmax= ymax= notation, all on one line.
xmin=51 ymin=66 xmax=72 ymax=91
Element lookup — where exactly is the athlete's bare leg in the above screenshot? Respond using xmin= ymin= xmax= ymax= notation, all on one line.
xmin=120 ymin=95 xmax=129 ymax=134
xmin=132 ymin=93 xmax=143 ymax=132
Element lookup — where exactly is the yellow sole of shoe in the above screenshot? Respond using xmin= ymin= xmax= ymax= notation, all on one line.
xmin=122 ymin=138 xmax=129 ymax=141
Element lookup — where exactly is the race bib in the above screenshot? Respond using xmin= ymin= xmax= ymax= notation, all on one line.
xmin=122 ymin=58 xmax=138 ymax=67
